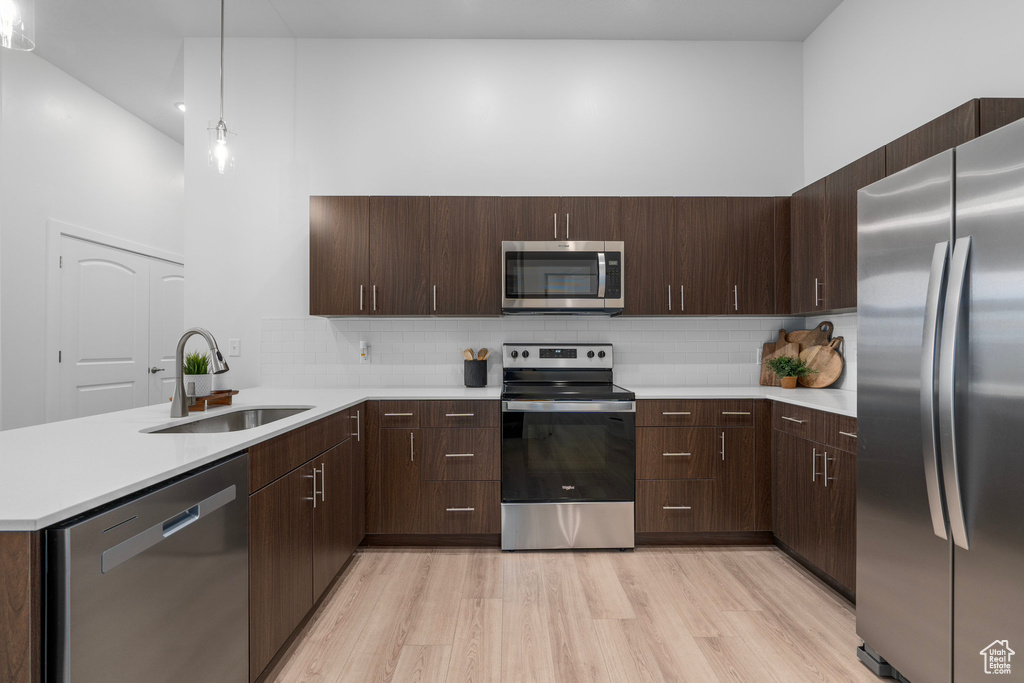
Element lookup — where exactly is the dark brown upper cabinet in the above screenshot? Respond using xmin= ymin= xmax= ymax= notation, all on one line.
xmin=674 ymin=197 xmax=775 ymax=315
xmin=823 ymin=148 xmax=885 ymax=311
xmin=309 ymin=196 xmax=369 ymax=316
xmin=430 ymin=197 xmax=501 ymax=316
xmin=562 ymin=197 xmax=622 ymax=241
xmin=369 ymin=196 xmax=431 ymax=316
xmin=774 ymin=197 xmax=792 ymax=316
xmin=623 ymin=197 xmax=675 ymax=315
xmin=790 ymin=177 xmax=827 ymax=313
xmin=500 ymin=196 xmax=562 ymax=241
xmin=979 ymin=97 xmax=1024 ymax=135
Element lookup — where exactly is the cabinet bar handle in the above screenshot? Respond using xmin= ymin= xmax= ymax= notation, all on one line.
xmin=839 ymin=431 xmax=857 ymax=438
xmin=360 ymin=284 xmax=364 ymax=311
xmin=668 ymin=285 xmax=672 ymax=311
xmin=445 ymin=413 xmax=474 ymax=417
xmin=662 ymin=452 xmax=692 ymax=457
xmin=433 ymin=285 xmax=437 ymax=312
xmin=320 ymin=463 xmax=326 ymax=502
xmin=554 ymin=213 xmax=558 ymax=240
xmin=446 ymin=507 xmax=475 ymax=512
xmin=814 ymin=278 xmax=823 ymax=307
xmin=385 ymin=412 xmax=414 ymax=417
xmin=445 ymin=453 xmax=474 ymax=458
xmin=681 ymin=285 xmax=685 ymax=312
xmin=781 ymin=416 xmax=805 ymax=424
xmin=351 ymin=410 xmax=360 ymax=441
xmin=721 ymin=411 xmax=751 ymax=415
xmin=663 ymin=505 xmax=692 ymax=510
xmin=825 ymin=453 xmax=833 ymax=487
xmin=812 ymin=448 xmax=822 ymax=482
xmin=373 ymin=284 xmax=377 ymax=311
xmin=734 ymin=284 xmax=739 ymax=311
xmin=662 ymin=411 xmax=691 ymax=416
xmin=410 ymin=432 xmax=414 ymax=461
xmin=565 ymin=213 xmax=570 ymax=240
xmin=721 ymin=431 xmax=726 ymax=461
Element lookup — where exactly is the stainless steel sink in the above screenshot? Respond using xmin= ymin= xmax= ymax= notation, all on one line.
xmin=147 ymin=407 xmax=311 ymax=434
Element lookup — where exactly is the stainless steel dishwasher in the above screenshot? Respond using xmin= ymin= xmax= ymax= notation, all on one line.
xmin=46 ymin=454 xmax=248 ymax=683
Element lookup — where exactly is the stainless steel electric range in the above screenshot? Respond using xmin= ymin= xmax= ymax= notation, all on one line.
xmin=500 ymin=343 xmax=635 ymax=550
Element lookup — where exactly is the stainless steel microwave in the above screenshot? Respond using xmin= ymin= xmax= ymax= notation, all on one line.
xmin=501 ymin=241 xmax=624 ymax=315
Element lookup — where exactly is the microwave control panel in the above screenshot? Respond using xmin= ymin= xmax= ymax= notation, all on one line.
xmin=605 ymin=253 xmax=621 ymax=299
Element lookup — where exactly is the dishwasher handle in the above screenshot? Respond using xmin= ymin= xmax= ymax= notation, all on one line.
xmin=101 ymin=484 xmax=237 ymax=574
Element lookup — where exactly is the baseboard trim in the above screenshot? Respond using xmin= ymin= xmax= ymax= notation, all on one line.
xmin=635 ymin=531 xmax=774 ymax=546
xmin=773 ymin=537 xmax=856 ymax=605
xmin=361 ymin=533 xmax=501 ymax=547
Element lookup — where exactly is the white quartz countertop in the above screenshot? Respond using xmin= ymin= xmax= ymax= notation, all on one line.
xmin=632 ymin=386 xmax=857 ymax=418
xmin=0 ymin=383 xmax=852 ymax=531
xmin=0 ymin=386 xmax=498 ymax=532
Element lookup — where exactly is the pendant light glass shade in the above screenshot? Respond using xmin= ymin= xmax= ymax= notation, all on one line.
xmin=0 ymin=0 xmax=34 ymax=51
xmin=207 ymin=0 xmax=236 ymax=174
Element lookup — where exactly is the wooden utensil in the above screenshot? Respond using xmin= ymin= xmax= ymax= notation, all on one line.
xmin=786 ymin=321 xmax=834 ymax=351
xmin=799 ymin=337 xmax=845 ymax=388
xmin=477 ymin=348 xmax=489 ymax=361
xmin=760 ymin=329 xmax=801 ymax=387
xmin=462 ymin=349 xmax=474 ymax=361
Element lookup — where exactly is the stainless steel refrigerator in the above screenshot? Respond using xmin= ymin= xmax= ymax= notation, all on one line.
xmin=857 ymin=117 xmax=1024 ymax=681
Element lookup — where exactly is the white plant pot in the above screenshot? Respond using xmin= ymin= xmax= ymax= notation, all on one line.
xmin=184 ymin=373 xmax=212 ymax=398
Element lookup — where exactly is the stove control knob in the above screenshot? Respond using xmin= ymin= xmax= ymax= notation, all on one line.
xmin=510 ymin=350 xmax=518 ymax=359
xmin=587 ymin=350 xmax=595 ymax=358
xmin=597 ymin=350 xmax=606 ymax=359
xmin=522 ymin=350 xmax=530 ymax=358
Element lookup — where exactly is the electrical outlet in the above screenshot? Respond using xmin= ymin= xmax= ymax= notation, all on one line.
xmin=228 ymin=339 xmax=241 ymax=357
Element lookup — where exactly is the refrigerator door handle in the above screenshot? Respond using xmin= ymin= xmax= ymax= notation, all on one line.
xmin=921 ymin=240 xmax=950 ymax=539
xmin=938 ymin=235 xmax=972 ymax=550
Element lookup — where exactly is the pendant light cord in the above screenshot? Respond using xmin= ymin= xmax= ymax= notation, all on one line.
xmin=219 ymin=0 xmax=225 ymax=122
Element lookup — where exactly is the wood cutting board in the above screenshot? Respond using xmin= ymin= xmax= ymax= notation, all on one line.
xmin=760 ymin=329 xmax=801 ymax=387
xmin=786 ymin=321 xmax=834 ymax=351
xmin=799 ymin=337 xmax=844 ymax=388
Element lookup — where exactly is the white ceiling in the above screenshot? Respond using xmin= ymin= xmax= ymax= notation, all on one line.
xmin=33 ymin=0 xmax=842 ymax=144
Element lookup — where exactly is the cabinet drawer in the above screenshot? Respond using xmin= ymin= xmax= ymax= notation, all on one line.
xmin=772 ymin=403 xmax=825 ymax=442
xmin=424 ymin=400 xmax=499 ymax=429
xmin=312 ymin=409 xmax=350 ymax=456
xmin=379 ymin=401 xmax=421 ymax=429
xmin=420 ymin=482 xmax=500 ymax=534
xmin=824 ymin=413 xmax=858 ymax=453
xmin=250 ymin=423 xmax=312 ymax=493
xmin=637 ymin=400 xmax=712 ymax=427
xmin=711 ymin=400 xmax=754 ymax=427
xmin=419 ymin=428 xmax=499 ymax=481
xmin=636 ymin=428 xmax=715 ymax=480
xmin=637 ymin=480 xmax=713 ymax=532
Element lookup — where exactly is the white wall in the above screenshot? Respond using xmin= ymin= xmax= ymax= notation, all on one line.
xmin=0 ymin=50 xmax=184 ymax=429
xmin=803 ymin=0 xmax=1024 ymax=183
xmin=183 ymin=38 xmax=804 ymax=388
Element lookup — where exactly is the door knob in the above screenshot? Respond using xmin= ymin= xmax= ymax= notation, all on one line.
xmin=150 ymin=367 xmax=165 ymax=373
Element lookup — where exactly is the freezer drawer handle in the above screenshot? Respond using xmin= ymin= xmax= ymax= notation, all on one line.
xmin=100 ymin=485 xmax=237 ymax=574
xmin=663 ymin=506 xmax=692 ymax=510
xmin=781 ymin=416 xmax=806 ymax=424
xmin=938 ymin=236 xmax=972 ymax=550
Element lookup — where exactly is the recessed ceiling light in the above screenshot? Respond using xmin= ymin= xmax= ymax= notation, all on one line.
xmin=174 ymin=102 xmax=187 ymax=113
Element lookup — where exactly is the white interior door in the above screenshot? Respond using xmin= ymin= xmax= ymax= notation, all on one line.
xmin=149 ymin=261 xmax=185 ymax=405
xmin=59 ymin=237 xmax=151 ymax=420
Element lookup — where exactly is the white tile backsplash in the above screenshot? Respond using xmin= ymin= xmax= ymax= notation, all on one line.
xmin=260 ymin=315 xmax=824 ymax=389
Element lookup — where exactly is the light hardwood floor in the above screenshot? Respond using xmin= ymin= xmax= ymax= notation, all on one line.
xmin=265 ymin=546 xmax=877 ymax=682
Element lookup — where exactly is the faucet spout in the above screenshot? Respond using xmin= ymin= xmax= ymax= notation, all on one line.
xmin=170 ymin=327 xmax=230 ymax=417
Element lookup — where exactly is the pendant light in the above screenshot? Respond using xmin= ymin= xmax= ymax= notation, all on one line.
xmin=208 ymin=0 xmax=236 ymax=174
xmin=0 ymin=0 xmax=34 ymax=51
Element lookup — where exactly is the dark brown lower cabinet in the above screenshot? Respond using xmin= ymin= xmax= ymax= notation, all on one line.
xmin=249 ymin=462 xmax=315 ymax=681
xmin=714 ymin=428 xmax=755 ymax=531
xmin=312 ymin=441 xmax=352 ymax=600
xmin=636 ymin=480 xmax=714 ymax=532
xmin=419 ymin=428 xmax=499 ymax=481
xmin=773 ymin=428 xmax=856 ymax=594
xmin=420 ymin=482 xmax=500 ymax=534
xmin=380 ymin=428 xmax=422 ymax=533
xmin=636 ymin=427 xmax=715 ymax=480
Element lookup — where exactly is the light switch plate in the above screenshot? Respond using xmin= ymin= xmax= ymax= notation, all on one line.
xmin=228 ymin=339 xmax=241 ymax=357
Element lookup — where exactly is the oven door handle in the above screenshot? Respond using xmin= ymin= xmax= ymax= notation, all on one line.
xmin=502 ymin=400 xmax=635 ymax=413
xmin=597 ymin=252 xmax=607 ymax=299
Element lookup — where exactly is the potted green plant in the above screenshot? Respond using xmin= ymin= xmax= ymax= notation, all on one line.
xmin=764 ymin=355 xmax=816 ymax=389
xmin=182 ymin=350 xmax=212 ymax=398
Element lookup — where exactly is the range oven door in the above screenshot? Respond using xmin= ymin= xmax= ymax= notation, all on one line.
xmin=502 ymin=241 xmax=624 ymax=313
xmin=501 ymin=400 xmax=635 ymax=503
